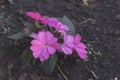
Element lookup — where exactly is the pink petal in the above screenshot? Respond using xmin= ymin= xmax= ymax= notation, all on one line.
xmin=47 ymin=37 xmax=58 ymax=47
xmin=33 ymin=48 xmax=43 ymax=58
xmin=57 ymin=22 xmax=69 ymax=33
xmin=42 ymin=48 xmax=49 ymax=59
xmin=64 ymin=35 xmax=74 ymax=43
xmin=37 ymin=31 xmax=46 ymax=42
xmin=75 ymin=47 xmax=87 ymax=54
xmin=48 ymin=18 xmax=58 ymax=27
xmin=46 ymin=31 xmax=54 ymax=41
xmin=26 ymin=12 xmax=41 ymax=20
xmin=65 ymin=36 xmax=74 ymax=48
xmin=75 ymin=34 xmax=81 ymax=44
xmin=31 ymin=40 xmax=42 ymax=46
xmin=40 ymin=56 xmax=45 ymax=62
xmin=46 ymin=31 xmax=58 ymax=47
xmin=60 ymin=24 xmax=69 ymax=31
xmin=48 ymin=38 xmax=58 ymax=46
xmin=30 ymin=45 xmax=40 ymax=52
xmin=62 ymin=46 xmax=73 ymax=55
xmin=39 ymin=49 xmax=47 ymax=62
xmin=78 ymin=53 xmax=87 ymax=59
xmin=56 ymin=43 xmax=62 ymax=52
xmin=75 ymin=47 xmax=87 ymax=59
xmin=30 ymin=33 xmax=37 ymax=38
xmin=47 ymin=46 xmax=56 ymax=55
xmin=40 ymin=16 xmax=48 ymax=24
xmin=66 ymin=43 xmax=74 ymax=48
xmin=76 ymin=43 xmax=86 ymax=49
xmin=80 ymin=49 xmax=87 ymax=54
xmin=58 ymin=30 xmax=66 ymax=34
xmin=33 ymin=51 xmax=40 ymax=58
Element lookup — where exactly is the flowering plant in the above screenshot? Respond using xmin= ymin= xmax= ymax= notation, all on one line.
xmin=9 ymin=12 xmax=87 ymax=75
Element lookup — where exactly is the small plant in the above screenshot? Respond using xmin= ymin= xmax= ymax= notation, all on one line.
xmin=9 ymin=12 xmax=88 ymax=75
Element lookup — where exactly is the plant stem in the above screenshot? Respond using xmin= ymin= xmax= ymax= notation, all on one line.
xmin=85 ymin=65 xmax=98 ymax=80
xmin=35 ymin=21 xmax=42 ymax=28
xmin=49 ymin=26 xmax=57 ymax=33
xmin=57 ymin=65 xmax=69 ymax=80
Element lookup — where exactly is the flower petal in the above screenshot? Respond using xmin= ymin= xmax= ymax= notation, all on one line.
xmin=46 ymin=31 xmax=54 ymax=41
xmin=37 ymin=31 xmax=46 ymax=42
xmin=40 ymin=16 xmax=48 ymax=24
xmin=75 ymin=34 xmax=81 ymax=44
xmin=76 ymin=43 xmax=86 ymax=49
xmin=33 ymin=48 xmax=43 ymax=58
xmin=47 ymin=46 xmax=56 ymax=55
xmin=75 ymin=47 xmax=87 ymax=59
xmin=64 ymin=35 xmax=74 ymax=44
xmin=42 ymin=48 xmax=49 ymax=59
xmin=31 ymin=40 xmax=42 ymax=46
xmin=62 ymin=46 xmax=73 ymax=55
xmin=48 ymin=18 xmax=58 ymax=27
xmin=60 ymin=24 xmax=69 ymax=31
xmin=30 ymin=33 xmax=37 ymax=38
xmin=40 ymin=56 xmax=45 ymax=62
xmin=30 ymin=45 xmax=40 ymax=52
xmin=58 ymin=30 xmax=66 ymax=34
xmin=26 ymin=12 xmax=41 ymax=20
xmin=78 ymin=52 xmax=87 ymax=59
xmin=64 ymin=35 xmax=74 ymax=48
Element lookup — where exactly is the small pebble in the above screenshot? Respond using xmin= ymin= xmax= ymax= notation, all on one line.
xmin=116 ymin=14 xmax=120 ymax=19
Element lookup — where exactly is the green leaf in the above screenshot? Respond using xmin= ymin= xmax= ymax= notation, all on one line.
xmin=43 ymin=54 xmax=57 ymax=75
xmin=57 ymin=17 xmax=63 ymax=22
xmin=24 ymin=22 xmax=34 ymax=31
xmin=22 ymin=49 xmax=36 ymax=67
xmin=8 ymin=32 xmax=26 ymax=40
xmin=62 ymin=16 xmax=75 ymax=35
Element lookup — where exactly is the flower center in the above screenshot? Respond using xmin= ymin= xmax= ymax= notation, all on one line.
xmin=44 ymin=43 xmax=47 ymax=47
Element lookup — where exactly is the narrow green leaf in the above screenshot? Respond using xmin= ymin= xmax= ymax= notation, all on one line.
xmin=22 ymin=49 xmax=36 ymax=67
xmin=43 ymin=54 xmax=57 ymax=75
xmin=8 ymin=32 xmax=26 ymax=40
xmin=62 ymin=16 xmax=76 ymax=35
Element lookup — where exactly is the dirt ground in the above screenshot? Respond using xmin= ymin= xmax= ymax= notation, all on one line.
xmin=0 ymin=0 xmax=120 ymax=80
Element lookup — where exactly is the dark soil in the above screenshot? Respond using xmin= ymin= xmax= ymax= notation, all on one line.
xmin=0 ymin=0 xmax=120 ymax=80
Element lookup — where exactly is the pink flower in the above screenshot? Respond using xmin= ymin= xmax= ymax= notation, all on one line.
xmin=74 ymin=34 xmax=87 ymax=59
xmin=48 ymin=18 xmax=69 ymax=34
xmin=56 ymin=22 xmax=69 ymax=34
xmin=39 ymin=16 xmax=49 ymax=24
xmin=58 ymin=35 xmax=74 ymax=55
xmin=30 ymin=31 xmax=58 ymax=62
xmin=26 ymin=12 xmax=41 ymax=21
xmin=48 ymin=18 xmax=58 ymax=27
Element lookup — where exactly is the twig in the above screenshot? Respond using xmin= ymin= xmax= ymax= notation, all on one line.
xmin=79 ymin=18 xmax=95 ymax=25
xmin=85 ymin=65 xmax=98 ymax=80
xmin=57 ymin=65 xmax=69 ymax=80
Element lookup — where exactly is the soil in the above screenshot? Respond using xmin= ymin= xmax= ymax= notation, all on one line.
xmin=0 ymin=0 xmax=120 ymax=80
